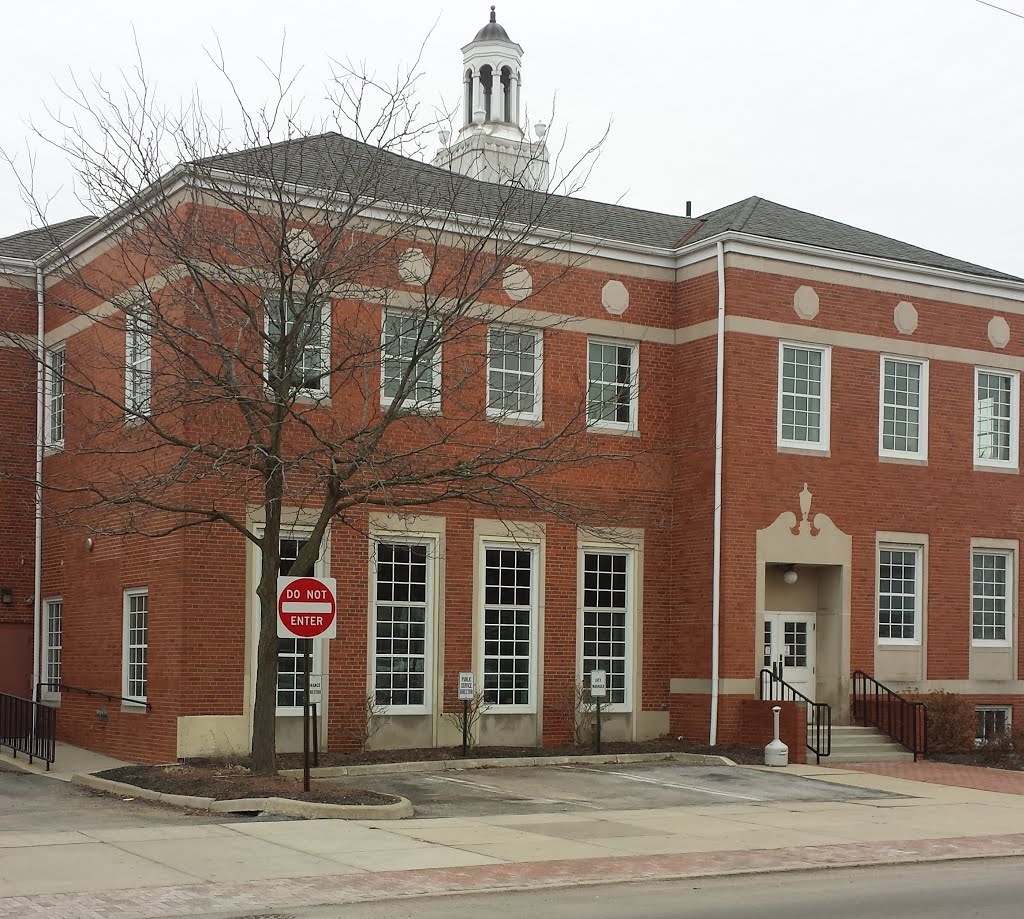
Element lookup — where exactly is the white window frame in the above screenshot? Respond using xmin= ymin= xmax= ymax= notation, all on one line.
xmin=380 ymin=309 xmax=442 ymax=413
xmin=42 ymin=597 xmax=62 ymax=701
xmin=370 ymin=535 xmax=435 ymax=715
xmin=272 ymin=532 xmax=327 ymax=716
xmin=777 ymin=341 xmax=831 ymax=452
xmin=578 ymin=547 xmax=635 ymax=714
xmin=125 ymin=305 xmax=152 ymax=418
xmin=877 ymin=543 xmax=923 ymax=645
xmin=45 ymin=347 xmax=65 ymax=449
xmin=971 ymin=548 xmax=1014 ymax=647
xmin=122 ymin=588 xmax=149 ymax=706
xmin=263 ymin=297 xmax=331 ymax=400
xmin=486 ymin=324 xmax=543 ymax=423
xmin=878 ymin=355 xmax=929 ymax=461
xmin=586 ymin=337 xmax=639 ymax=433
xmin=479 ymin=539 xmax=540 ymax=713
xmin=974 ymin=367 xmax=1019 ymax=470
xmin=976 ymin=705 xmax=1012 ymax=743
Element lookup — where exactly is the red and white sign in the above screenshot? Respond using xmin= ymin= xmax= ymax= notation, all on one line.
xmin=277 ymin=576 xmax=338 ymax=639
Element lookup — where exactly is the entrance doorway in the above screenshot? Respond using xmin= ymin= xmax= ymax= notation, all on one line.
xmin=763 ymin=612 xmax=815 ymax=701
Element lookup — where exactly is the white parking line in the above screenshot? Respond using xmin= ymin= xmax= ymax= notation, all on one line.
xmin=563 ymin=765 xmax=764 ymax=802
xmin=425 ymin=773 xmax=602 ymax=808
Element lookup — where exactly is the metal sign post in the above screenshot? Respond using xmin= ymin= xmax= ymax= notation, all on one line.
xmin=590 ymin=670 xmax=607 ymax=754
xmin=277 ymin=577 xmax=338 ymax=793
xmin=458 ymin=672 xmax=475 ymax=758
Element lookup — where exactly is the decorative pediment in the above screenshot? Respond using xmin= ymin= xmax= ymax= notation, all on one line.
xmin=756 ymin=483 xmax=850 ymax=564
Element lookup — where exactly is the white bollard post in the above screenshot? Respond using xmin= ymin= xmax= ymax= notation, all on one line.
xmin=764 ymin=704 xmax=789 ymax=767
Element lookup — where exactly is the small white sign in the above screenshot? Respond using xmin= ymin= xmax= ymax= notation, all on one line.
xmin=307 ymin=674 xmax=323 ymax=705
xmin=590 ymin=669 xmax=607 ymax=698
xmin=458 ymin=671 xmax=475 ymax=701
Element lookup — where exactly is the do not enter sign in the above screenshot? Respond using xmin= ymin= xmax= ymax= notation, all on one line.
xmin=277 ymin=576 xmax=338 ymax=639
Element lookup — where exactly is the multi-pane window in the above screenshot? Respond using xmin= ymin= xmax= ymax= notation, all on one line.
xmin=373 ymin=542 xmax=429 ymax=709
xmin=47 ymin=349 xmax=65 ymax=447
xmin=381 ymin=312 xmax=440 ymax=409
xmin=778 ymin=343 xmax=830 ymax=449
xmin=125 ymin=306 xmax=152 ymax=416
xmin=976 ymin=370 xmax=1018 ymax=467
xmin=582 ymin=551 xmax=630 ymax=706
xmin=880 ymin=357 xmax=927 ymax=458
xmin=487 ymin=327 xmax=541 ymax=420
xmin=44 ymin=599 xmax=62 ymax=691
xmin=123 ymin=589 xmax=149 ymax=701
xmin=587 ymin=339 xmax=637 ymax=429
xmin=972 ymin=551 xmax=1011 ymax=644
xmin=277 ymin=536 xmax=314 ymax=709
xmin=266 ymin=297 xmax=329 ymax=396
xmin=976 ymin=706 xmax=1012 ymax=742
xmin=878 ymin=546 xmax=921 ymax=642
xmin=483 ymin=546 xmax=535 ymax=707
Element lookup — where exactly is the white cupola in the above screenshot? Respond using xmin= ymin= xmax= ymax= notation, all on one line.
xmin=432 ymin=6 xmax=550 ymax=191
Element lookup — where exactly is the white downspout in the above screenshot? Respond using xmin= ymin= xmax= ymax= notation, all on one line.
xmin=31 ymin=266 xmax=44 ymax=703
xmin=709 ymin=240 xmax=725 ymax=745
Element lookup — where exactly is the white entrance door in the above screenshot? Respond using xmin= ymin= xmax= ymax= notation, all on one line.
xmin=763 ymin=612 xmax=815 ymax=701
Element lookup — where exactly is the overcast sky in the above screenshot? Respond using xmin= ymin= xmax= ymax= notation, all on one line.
xmin=1 ymin=0 xmax=1022 ymax=276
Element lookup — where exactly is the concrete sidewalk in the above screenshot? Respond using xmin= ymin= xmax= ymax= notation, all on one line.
xmin=0 ymin=741 xmax=128 ymax=782
xmin=4 ymin=763 xmax=1024 ymax=918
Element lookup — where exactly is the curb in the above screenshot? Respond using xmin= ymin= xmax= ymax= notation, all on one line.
xmin=70 ymin=773 xmax=413 ymax=819
xmin=280 ymin=750 xmax=735 ymax=778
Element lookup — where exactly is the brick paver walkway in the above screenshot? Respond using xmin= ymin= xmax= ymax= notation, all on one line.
xmin=837 ymin=761 xmax=1024 ymax=795
xmin=2 ymin=833 xmax=1024 ymax=919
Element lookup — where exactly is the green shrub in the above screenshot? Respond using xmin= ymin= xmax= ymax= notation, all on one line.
xmin=918 ymin=691 xmax=975 ymax=754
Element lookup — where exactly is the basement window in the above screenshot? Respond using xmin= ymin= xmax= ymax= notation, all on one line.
xmin=976 ymin=706 xmax=1012 ymax=743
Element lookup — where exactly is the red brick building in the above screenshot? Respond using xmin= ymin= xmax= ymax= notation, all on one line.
xmin=2 ymin=12 xmax=1023 ymax=763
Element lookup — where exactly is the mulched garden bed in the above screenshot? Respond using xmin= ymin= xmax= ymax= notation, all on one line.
xmin=97 ymin=764 xmax=398 ymax=806
xmin=928 ymin=752 xmax=1024 ymax=772
xmin=198 ymin=737 xmax=764 ymax=771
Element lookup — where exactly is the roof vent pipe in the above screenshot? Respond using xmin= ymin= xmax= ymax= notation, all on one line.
xmin=685 ymin=200 xmax=692 ymax=218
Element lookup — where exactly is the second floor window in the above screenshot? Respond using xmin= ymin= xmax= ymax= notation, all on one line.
xmin=975 ymin=369 xmax=1018 ymax=468
xmin=487 ymin=327 xmax=541 ymax=420
xmin=46 ymin=349 xmax=65 ymax=448
xmin=587 ymin=339 xmax=637 ymax=431
xmin=381 ymin=311 xmax=440 ymax=410
xmin=778 ymin=342 xmax=830 ymax=450
xmin=265 ymin=298 xmax=329 ymax=398
xmin=880 ymin=357 xmax=928 ymax=460
xmin=125 ymin=306 xmax=152 ymax=417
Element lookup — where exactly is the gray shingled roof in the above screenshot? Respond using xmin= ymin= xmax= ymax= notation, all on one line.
xmin=688 ymin=196 xmax=1020 ymax=282
xmin=0 ymin=132 xmax=1017 ymax=283
xmin=0 ymin=216 xmax=96 ymax=261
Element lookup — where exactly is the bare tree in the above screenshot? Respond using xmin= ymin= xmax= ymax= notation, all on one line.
xmin=3 ymin=40 xmax=627 ymax=773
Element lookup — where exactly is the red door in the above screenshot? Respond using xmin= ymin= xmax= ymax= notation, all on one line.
xmin=0 ymin=624 xmax=33 ymax=698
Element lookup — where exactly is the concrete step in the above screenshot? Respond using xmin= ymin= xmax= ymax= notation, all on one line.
xmin=810 ymin=723 xmax=918 ymax=764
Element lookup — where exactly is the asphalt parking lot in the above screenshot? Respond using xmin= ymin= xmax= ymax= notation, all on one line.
xmin=340 ymin=762 xmax=900 ymax=818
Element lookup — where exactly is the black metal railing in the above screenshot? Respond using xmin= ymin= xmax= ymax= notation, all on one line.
xmin=851 ymin=670 xmax=927 ymax=761
xmin=36 ymin=682 xmax=151 ymax=711
xmin=0 ymin=692 xmax=56 ymax=769
xmin=758 ymin=668 xmax=832 ymax=763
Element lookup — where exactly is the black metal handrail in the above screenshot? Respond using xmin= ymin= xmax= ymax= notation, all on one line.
xmin=0 ymin=692 xmax=56 ymax=769
xmin=758 ymin=668 xmax=831 ymax=763
xmin=851 ymin=670 xmax=927 ymax=761
xmin=36 ymin=682 xmax=151 ymax=711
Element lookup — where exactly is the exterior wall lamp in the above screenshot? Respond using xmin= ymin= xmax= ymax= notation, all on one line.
xmin=0 ymin=587 xmax=12 ymax=605
xmin=782 ymin=565 xmax=799 ymax=585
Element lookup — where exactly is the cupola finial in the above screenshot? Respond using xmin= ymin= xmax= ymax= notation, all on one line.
xmin=490 ymin=5 xmax=496 ymax=22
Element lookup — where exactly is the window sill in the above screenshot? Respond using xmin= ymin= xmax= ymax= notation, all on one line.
xmin=43 ymin=445 xmax=63 ymax=458
xmin=487 ymin=412 xmax=544 ymax=428
xmin=974 ymin=462 xmax=1019 ymax=475
xmin=120 ymin=701 xmax=148 ymax=714
xmin=482 ymin=705 xmax=538 ymax=715
xmin=877 ymin=639 xmax=921 ymax=647
xmin=293 ymin=393 xmax=332 ymax=407
xmin=777 ymin=444 xmax=830 ymax=458
xmin=878 ymin=455 xmax=928 ymax=467
xmin=380 ymin=399 xmax=442 ymax=416
xmin=971 ymin=640 xmax=1012 ymax=649
xmin=586 ymin=423 xmax=639 ymax=438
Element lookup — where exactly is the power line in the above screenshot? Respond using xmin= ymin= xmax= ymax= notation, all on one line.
xmin=975 ymin=0 xmax=1024 ymax=20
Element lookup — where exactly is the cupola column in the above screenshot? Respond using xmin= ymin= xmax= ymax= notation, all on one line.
xmin=512 ymin=71 xmax=521 ymax=126
xmin=472 ymin=67 xmax=486 ymax=125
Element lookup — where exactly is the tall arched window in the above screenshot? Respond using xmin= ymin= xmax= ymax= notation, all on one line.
xmin=501 ymin=66 xmax=512 ymax=122
xmin=480 ymin=65 xmax=493 ymax=121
